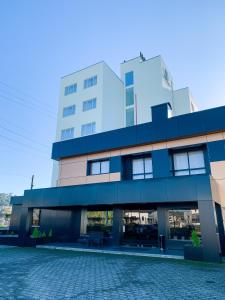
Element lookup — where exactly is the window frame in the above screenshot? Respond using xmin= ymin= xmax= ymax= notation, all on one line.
xmin=125 ymin=71 xmax=134 ymax=87
xmin=63 ymin=105 xmax=76 ymax=117
xmin=83 ymin=98 xmax=97 ymax=112
xmin=84 ymin=75 xmax=97 ymax=89
xmin=88 ymin=159 xmax=110 ymax=175
xmin=64 ymin=83 xmax=77 ymax=96
xmin=81 ymin=122 xmax=96 ymax=137
xmin=61 ymin=127 xmax=74 ymax=141
xmin=171 ymin=148 xmax=207 ymax=176
xmin=132 ymin=156 xmax=153 ymax=180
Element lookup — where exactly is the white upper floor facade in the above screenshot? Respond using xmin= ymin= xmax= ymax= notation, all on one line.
xmin=52 ymin=53 xmax=198 ymax=186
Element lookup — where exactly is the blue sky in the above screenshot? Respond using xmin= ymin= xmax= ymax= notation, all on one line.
xmin=0 ymin=0 xmax=225 ymax=195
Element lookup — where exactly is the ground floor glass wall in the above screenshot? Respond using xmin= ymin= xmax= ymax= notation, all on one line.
xmin=168 ymin=209 xmax=201 ymax=240
xmin=87 ymin=210 xmax=113 ymax=237
xmin=122 ymin=210 xmax=158 ymax=246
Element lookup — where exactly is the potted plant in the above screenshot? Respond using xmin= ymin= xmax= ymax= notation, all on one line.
xmin=184 ymin=230 xmax=203 ymax=261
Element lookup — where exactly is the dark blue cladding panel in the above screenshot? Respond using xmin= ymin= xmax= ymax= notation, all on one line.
xmin=207 ymin=140 xmax=225 ymax=162
xmin=21 ymin=174 xmax=212 ymax=208
xmin=52 ymin=104 xmax=225 ymax=160
xmin=10 ymin=196 xmax=24 ymax=205
xmin=152 ymin=149 xmax=171 ymax=178
xmin=110 ymin=156 xmax=122 ymax=173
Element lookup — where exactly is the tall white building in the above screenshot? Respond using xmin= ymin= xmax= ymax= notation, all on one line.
xmin=52 ymin=53 xmax=198 ymax=186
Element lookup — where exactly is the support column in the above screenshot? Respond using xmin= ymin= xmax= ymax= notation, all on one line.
xmin=70 ymin=209 xmax=86 ymax=240
xmin=157 ymin=206 xmax=169 ymax=238
xmin=198 ymin=200 xmax=221 ymax=262
xmin=112 ymin=208 xmax=123 ymax=246
xmin=18 ymin=206 xmax=33 ymax=246
xmin=215 ymin=203 xmax=225 ymax=256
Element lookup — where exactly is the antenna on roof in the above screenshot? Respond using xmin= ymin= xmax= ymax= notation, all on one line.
xmin=140 ymin=52 xmax=146 ymax=61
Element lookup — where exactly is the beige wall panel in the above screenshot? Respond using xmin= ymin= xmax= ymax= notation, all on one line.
xmin=110 ymin=149 xmax=121 ymax=157
xmin=210 ymin=177 xmax=225 ymax=207
xmin=210 ymin=161 xmax=225 ymax=179
xmin=87 ymin=151 xmax=110 ymax=160
xmin=167 ymin=136 xmax=207 ymax=148
xmin=60 ymin=161 xmax=87 ymax=178
xmin=61 ymin=156 xmax=87 ymax=165
xmin=207 ymin=132 xmax=224 ymax=142
xmin=120 ymin=144 xmax=153 ymax=155
xmin=59 ymin=177 xmax=87 ymax=187
xmin=152 ymin=142 xmax=167 ymax=150
xmin=110 ymin=172 xmax=121 ymax=182
xmin=86 ymin=174 xmax=110 ymax=184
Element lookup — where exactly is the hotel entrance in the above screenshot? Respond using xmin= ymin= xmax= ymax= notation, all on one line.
xmin=122 ymin=209 xmax=158 ymax=247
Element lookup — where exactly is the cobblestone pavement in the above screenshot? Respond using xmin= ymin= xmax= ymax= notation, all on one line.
xmin=0 ymin=248 xmax=225 ymax=300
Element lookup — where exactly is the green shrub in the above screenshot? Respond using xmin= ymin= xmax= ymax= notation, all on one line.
xmin=42 ymin=231 xmax=47 ymax=238
xmin=191 ymin=229 xmax=201 ymax=247
xmin=48 ymin=229 xmax=53 ymax=238
xmin=31 ymin=227 xmax=40 ymax=239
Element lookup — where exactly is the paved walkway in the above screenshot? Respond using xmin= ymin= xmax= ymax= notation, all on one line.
xmin=0 ymin=247 xmax=225 ymax=300
xmin=37 ymin=243 xmax=184 ymax=260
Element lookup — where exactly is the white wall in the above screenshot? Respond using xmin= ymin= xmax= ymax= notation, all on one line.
xmin=102 ymin=63 xmax=124 ymax=131
xmin=120 ymin=56 xmax=174 ymax=125
xmin=173 ymin=87 xmax=198 ymax=116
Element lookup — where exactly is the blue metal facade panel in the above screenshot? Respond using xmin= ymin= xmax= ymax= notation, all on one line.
xmin=52 ymin=105 xmax=225 ymax=160
xmin=207 ymin=140 xmax=225 ymax=162
xmin=20 ymin=175 xmax=212 ymax=208
xmin=152 ymin=149 xmax=171 ymax=178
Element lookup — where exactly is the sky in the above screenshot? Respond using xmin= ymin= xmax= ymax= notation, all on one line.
xmin=0 ymin=0 xmax=225 ymax=195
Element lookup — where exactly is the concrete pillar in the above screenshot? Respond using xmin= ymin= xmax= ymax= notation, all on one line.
xmin=18 ymin=206 xmax=33 ymax=246
xmin=198 ymin=200 xmax=221 ymax=262
xmin=215 ymin=203 xmax=225 ymax=256
xmin=112 ymin=208 xmax=123 ymax=246
xmin=157 ymin=207 xmax=169 ymax=238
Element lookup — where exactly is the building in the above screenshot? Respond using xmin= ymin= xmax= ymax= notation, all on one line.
xmin=11 ymin=102 xmax=225 ymax=262
xmin=52 ymin=54 xmax=197 ymax=186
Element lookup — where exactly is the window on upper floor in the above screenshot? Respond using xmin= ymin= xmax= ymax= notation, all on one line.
xmin=132 ymin=157 xmax=153 ymax=180
xmin=63 ymin=105 xmax=76 ymax=117
xmin=64 ymin=83 xmax=77 ymax=96
xmin=172 ymin=150 xmax=206 ymax=176
xmin=126 ymin=87 xmax=134 ymax=106
xmin=84 ymin=75 xmax=97 ymax=89
xmin=90 ymin=160 xmax=110 ymax=175
xmin=81 ymin=122 xmax=96 ymax=137
xmin=61 ymin=128 xmax=74 ymax=141
xmin=125 ymin=71 xmax=134 ymax=87
xmin=83 ymin=98 xmax=97 ymax=112
xmin=126 ymin=107 xmax=135 ymax=127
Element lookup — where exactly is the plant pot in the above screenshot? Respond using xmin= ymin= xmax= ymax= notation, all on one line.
xmin=184 ymin=244 xmax=204 ymax=261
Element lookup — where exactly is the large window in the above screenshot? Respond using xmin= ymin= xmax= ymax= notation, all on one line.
xmin=123 ymin=209 xmax=158 ymax=246
xmin=169 ymin=209 xmax=201 ymax=240
xmin=172 ymin=150 xmax=206 ymax=176
xmin=63 ymin=105 xmax=76 ymax=117
xmin=90 ymin=160 xmax=110 ymax=175
xmin=125 ymin=71 xmax=134 ymax=86
xmin=83 ymin=98 xmax=97 ymax=112
xmin=132 ymin=157 xmax=153 ymax=180
xmin=126 ymin=107 xmax=134 ymax=127
xmin=87 ymin=210 xmax=113 ymax=235
xmin=84 ymin=75 xmax=97 ymax=89
xmin=64 ymin=83 xmax=77 ymax=96
xmin=126 ymin=87 xmax=134 ymax=106
xmin=81 ymin=122 xmax=96 ymax=136
xmin=61 ymin=128 xmax=74 ymax=140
